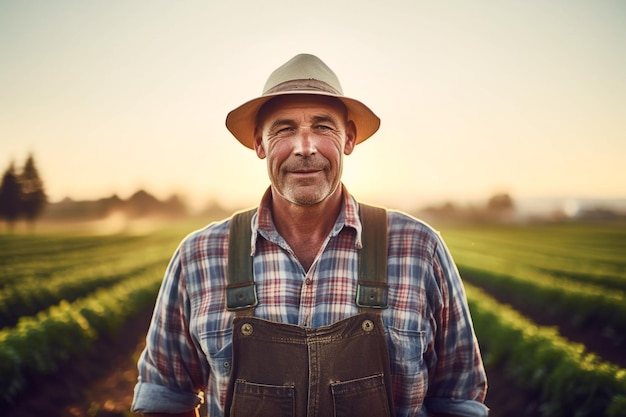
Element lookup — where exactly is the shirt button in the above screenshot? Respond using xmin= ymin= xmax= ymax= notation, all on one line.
xmin=305 ymin=278 xmax=312 ymax=286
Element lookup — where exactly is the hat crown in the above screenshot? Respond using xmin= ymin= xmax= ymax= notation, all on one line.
xmin=262 ymin=54 xmax=344 ymax=96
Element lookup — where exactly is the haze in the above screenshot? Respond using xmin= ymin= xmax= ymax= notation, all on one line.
xmin=1 ymin=0 xmax=625 ymax=212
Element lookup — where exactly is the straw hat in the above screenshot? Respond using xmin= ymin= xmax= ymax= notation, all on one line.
xmin=225 ymin=54 xmax=380 ymax=149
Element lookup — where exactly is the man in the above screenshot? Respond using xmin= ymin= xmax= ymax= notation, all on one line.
xmin=132 ymin=53 xmax=488 ymax=417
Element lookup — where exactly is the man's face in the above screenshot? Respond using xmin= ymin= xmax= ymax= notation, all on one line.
xmin=255 ymin=95 xmax=356 ymax=206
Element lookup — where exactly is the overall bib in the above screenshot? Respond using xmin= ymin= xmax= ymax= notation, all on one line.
xmin=223 ymin=205 xmax=395 ymax=417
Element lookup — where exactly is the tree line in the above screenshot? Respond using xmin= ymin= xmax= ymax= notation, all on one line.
xmin=0 ymin=154 xmax=47 ymax=230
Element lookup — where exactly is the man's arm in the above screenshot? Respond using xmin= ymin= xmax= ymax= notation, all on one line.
xmin=132 ymin=243 xmax=208 ymax=414
xmin=423 ymin=235 xmax=489 ymax=417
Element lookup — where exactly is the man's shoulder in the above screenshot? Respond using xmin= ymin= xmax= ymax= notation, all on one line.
xmin=177 ymin=215 xmax=235 ymax=251
xmin=387 ymin=209 xmax=439 ymax=235
xmin=383 ymin=210 xmax=450 ymax=263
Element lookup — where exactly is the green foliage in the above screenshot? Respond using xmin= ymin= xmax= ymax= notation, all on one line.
xmin=442 ymin=223 xmax=626 ymax=343
xmin=0 ymin=230 xmax=186 ymax=406
xmin=0 ymin=264 xmax=163 ymax=405
xmin=459 ymin=264 xmax=626 ymax=340
xmin=443 ymin=223 xmax=626 ymax=291
xmin=0 ymin=233 xmax=174 ymax=328
xmin=440 ymin=223 xmax=626 ymax=416
xmin=607 ymin=395 xmax=626 ymax=417
xmin=466 ymin=284 xmax=626 ymax=417
xmin=0 ymin=260 xmax=167 ymax=328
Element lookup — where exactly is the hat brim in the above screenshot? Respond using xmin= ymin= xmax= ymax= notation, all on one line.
xmin=225 ymin=91 xmax=380 ymax=149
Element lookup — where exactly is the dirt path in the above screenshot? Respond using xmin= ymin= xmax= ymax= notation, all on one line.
xmin=61 ymin=338 xmax=146 ymax=417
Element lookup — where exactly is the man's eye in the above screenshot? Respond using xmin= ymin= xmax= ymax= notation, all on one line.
xmin=276 ymin=127 xmax=294 ymax=134
xmin=315 ymin=125 xmax=332 ymax=132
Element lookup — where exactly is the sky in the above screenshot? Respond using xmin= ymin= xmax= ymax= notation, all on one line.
xmin=1 ymin=0 xmax=625 ymax=212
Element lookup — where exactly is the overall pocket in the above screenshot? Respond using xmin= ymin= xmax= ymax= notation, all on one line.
xmin=331 ymin=373 xmax=391 ymax=417
xmin=231 ymin=379 xmax=296 ymax=417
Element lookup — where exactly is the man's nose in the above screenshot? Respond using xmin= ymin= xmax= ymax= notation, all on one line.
xmin=294 ymin=129 xmax=317 ymax=156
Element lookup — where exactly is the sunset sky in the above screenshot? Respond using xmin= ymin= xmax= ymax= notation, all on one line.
xmin=1 ymin=0 xmax=625 ymax=212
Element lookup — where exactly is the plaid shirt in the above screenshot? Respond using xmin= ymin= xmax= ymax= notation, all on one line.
xmin=132 ymin=187 xmax=488 ymax=417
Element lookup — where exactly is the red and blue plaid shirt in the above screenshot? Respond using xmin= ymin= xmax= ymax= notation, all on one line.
xmin=132 ymin=187 xmax=488 ymax=417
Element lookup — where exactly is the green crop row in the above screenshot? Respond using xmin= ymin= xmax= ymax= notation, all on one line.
xmin=0 ymin=234 xmax=141 ymax=261
xmin=0 ymin=233 xmax=168 ymax=288
xmin=455 ymin=241 xmax=626 ymax=292
xmin=444 ymin=223 xmax=626 ymax=262
xmin=457 ymin=262 xmax=626 ymax=346
xmin=442 ymin=225 xmax=626 ymax=292
xmin=0 ymin=259 xmax=167 ymax=329
xmin=466 ymin=283 xmax=626 ymax=417
xmin=440 ymin=226 xmax=626 ymax=341
xmin=0 ymin=263 xmax=163 ymax=405
xmin=0 ymin=232 xmax=177 ymax=328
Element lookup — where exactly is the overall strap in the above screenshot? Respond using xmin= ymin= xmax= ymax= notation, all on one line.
xmin=356 ymin=203 xmax=389 ymax=310
xmin=226 ymin=208 xmax=258 ymax=317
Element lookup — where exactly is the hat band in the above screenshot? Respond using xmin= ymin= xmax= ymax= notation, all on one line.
xmin=264 ymin=79 xmax=342 ymax=96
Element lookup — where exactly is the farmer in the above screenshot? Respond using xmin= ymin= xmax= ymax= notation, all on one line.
xmin=131 ymin=53 xmax=488 ymax=417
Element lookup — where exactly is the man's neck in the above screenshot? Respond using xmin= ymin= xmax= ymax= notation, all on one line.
xmin=270 ymin=187 xmax=344 ymax=270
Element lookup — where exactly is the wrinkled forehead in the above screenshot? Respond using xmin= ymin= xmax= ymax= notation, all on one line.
xmin=256 ymin=95 xmax=348 ymax=127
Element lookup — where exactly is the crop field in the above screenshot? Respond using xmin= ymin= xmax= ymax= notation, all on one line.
xmin=0 ymin=225 xmax=189 ymax=415
xmin=1 ymin=220 xmax=625 ymax=416
xmin=440 ymin=222 xmax=626 ymax=417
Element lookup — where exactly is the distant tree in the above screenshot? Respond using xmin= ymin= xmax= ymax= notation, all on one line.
xmin=19 ymin=154 xmax=47 ymax=225
xmin=487 ymin=193 xmax=515 ymax=211
xmin=486 ymin=192 xmax=515 ymax=223
xmin=0 ymin=162 xmax=21 ymax=231
xmin=163 ymin=194 xmax=188 ymax=218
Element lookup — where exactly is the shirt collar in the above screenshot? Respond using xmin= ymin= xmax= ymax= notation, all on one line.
xmin=250 ymin=184 xmax=363 ymax=255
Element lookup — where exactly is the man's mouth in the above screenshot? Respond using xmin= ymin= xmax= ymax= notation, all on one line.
xmin=292 ymin=169 xmax=321 ymax=174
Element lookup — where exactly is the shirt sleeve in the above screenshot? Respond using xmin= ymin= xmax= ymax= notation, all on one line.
xmin=424 ymin=233 xmax=489 ymax=417
xmin=131 ymin=244 xmax=208 ymax=414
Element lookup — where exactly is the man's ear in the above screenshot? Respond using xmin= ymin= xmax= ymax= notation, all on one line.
xmin=254 ymin=131 xmax=266 ymax=159
xmin=344 ymin=120 xmax=357 ymax=155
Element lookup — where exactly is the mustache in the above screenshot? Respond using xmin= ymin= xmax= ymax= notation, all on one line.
xmin=282 ymin=156 xmax=329 ymax=172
